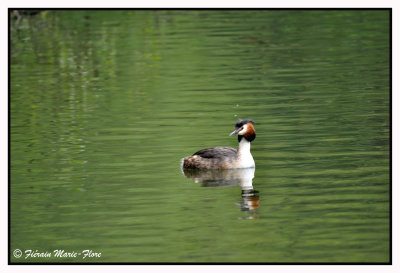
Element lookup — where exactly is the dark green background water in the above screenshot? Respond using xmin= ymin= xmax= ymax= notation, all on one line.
xmin=10 ymin=9 xmax=390 ymax=263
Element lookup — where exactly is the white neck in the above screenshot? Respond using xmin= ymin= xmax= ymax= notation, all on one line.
xmin=238 ymin=138 xmax=251 ymax=153
xmin=237 ymin=138 xmax=255 ymax=168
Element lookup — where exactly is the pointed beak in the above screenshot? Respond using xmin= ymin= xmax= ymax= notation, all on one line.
xmin=229 ymin=128 xmax=241 ymax=136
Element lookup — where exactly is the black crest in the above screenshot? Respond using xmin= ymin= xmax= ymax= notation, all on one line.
xmin=234 ymin=119 xmax=255 ymax=129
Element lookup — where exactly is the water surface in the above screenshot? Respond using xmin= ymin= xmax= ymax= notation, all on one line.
xmin=10 ymin=9 xmax=390 ymax=263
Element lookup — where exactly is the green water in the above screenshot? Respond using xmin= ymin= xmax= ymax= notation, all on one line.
xmin=10 ymin=9 xmax=390 ymax=263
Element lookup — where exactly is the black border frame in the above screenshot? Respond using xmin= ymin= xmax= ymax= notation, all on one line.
xmin=8 ymin=7 xmax=392 ymax=265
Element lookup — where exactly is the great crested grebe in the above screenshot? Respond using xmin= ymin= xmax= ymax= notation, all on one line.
xmin=182 ymin=119 xmax=256 ymax=169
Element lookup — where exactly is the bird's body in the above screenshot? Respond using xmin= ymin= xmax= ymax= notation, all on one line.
xmin=182 ymin=119 xmax=256 ymax=170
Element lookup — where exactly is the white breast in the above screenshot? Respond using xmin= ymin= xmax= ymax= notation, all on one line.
xmin=236 ymin=139 xmax=255 ymax=168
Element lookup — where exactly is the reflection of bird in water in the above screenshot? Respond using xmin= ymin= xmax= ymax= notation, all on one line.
xmin=182 ymin=168 xmax=255 ymax=187
xmin=240 ymin=189 xmax=260 ymax=212
xmin=182 ymin=119 xmax=256 ymax=169
xmin=182 ymin=167 xmax=260 ymax=219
